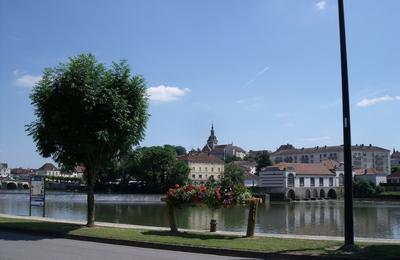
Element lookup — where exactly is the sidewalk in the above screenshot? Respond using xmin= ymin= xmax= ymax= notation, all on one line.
xmin=1 ymin=213 xmax=399 ymax=245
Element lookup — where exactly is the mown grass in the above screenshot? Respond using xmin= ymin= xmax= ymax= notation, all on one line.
xmin=0 ymin=216 xmax=399 ymax=258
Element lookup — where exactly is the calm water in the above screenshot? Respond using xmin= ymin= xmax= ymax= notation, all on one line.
xmin=1 ymin=191 xmax=399 ymax=239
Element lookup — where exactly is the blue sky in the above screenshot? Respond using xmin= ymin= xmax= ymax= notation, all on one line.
xmin=0 ymin=0 xmax=399 ymax=168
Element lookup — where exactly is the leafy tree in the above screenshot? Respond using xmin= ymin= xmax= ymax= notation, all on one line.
xmin=221 ymin=163 xmax=245 ymax=186
xmin=392 ymin=166 xmax=400 ymax=173
xmin=164 ymin=144 xmax=187 ymax=156
xmin=135 ymin=146 xmax=189 ymax=192
xmin=256 ymin=153 xmax=272 ymax=174
xmin=27 ymin=54 xmax=148 ymax=226
xmin=353 ymin=178 xmax=375 ymax=196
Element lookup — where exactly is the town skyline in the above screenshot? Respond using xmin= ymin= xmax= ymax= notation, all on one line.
xmin=1 ymin=0 xmax=400 ymax=167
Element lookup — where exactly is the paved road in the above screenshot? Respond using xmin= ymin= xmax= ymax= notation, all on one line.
xmin=0 ymin=231 xmax=257 ymax=260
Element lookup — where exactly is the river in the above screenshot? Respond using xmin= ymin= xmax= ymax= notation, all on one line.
xmin=0 ymin=191 xmax=399 ymax=239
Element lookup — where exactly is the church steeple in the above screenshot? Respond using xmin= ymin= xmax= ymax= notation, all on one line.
xmin=202 ymin=123 xmax=218 ymax=152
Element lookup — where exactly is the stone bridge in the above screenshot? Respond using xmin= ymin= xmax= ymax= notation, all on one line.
xmin=0 ymin=180 xmax=30 ymax=190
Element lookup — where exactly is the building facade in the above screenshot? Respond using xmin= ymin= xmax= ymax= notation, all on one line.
xmin=178 ymin=153 xmax=225 ymax=185
xmin=270 ymin=144 xmax=391 ymax=175
xmin=259 ymin=162 xmax=343 ymax=200
xmin=36 ymin=163 xmax=61 ymax=177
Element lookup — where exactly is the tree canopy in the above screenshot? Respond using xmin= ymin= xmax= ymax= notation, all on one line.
xmin=27 ymin=53 xmax=148 ymax=226
xmin=222 ymin=163 xmax=245 ymax=186
xmin=255 ymin=153 xmax=272 ymax=174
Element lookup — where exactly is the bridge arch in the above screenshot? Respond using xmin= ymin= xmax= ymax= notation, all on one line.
xmin=327 ymin=189 xmax=337 ymax=199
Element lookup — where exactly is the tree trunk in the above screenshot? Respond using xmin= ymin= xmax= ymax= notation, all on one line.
xmin=167 ymin=202 xmax=178 ymax=233
xmin=86 ymin=168 xmax=96 ymax=227
xmin=246 ymin=199 xmax=259 ymax=237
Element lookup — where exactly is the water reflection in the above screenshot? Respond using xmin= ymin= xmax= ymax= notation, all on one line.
xmin=0 ymin=191 xmax=399 ymax=239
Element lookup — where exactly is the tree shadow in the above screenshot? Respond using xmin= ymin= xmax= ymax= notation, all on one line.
xmin=0 ymin=220 xmax=82 ymax=241
xmin=142 ymin=230 xmax=239 ymax=241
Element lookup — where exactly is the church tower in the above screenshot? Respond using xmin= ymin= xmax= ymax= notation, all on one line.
xmin=202 ymin=123 xmax=218 ymax=152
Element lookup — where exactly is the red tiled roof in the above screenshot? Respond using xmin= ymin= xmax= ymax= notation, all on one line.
xmin=178 ymin=153 xmax=224 ymax=164
xmin=353 ymin=168 xmax=385 ymax=176
xmin=387 ymin=171 xmax=400 ymax=178
xmin=265 ymin=162 xmax=335 ymax=176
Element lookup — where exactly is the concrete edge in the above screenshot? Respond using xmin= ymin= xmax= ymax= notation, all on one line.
xmin=0 ymin=226 xmax=363 ymax=260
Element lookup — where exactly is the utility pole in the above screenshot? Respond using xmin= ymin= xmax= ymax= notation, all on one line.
xmin=338 ymin=0 xmax=354 ymax=246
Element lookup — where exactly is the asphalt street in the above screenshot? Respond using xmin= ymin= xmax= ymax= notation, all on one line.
xmin=0 ymin=231 xmax=258 ymax=260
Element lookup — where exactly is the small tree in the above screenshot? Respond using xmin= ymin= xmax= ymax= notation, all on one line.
xmin=222 ymin=163 xmax=245 ymax=186
xmin=256 ymin=153 xmax=272 ymax=174
xmin=27 ymin=54 xmax=148 ymax=226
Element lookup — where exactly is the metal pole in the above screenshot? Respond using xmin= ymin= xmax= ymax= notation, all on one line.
xmin=338 ymin=0 xmax=354 ymax=246
xmin=43 ymin=176 xmax=46 ymax=218
xmin=29 ymin=177 xmax=32 ymax=216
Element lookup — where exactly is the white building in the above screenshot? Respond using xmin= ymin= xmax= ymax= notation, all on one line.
xmin=259 ymin=162 xmax=343 ymax=200
xmin=353 ymin=168 xmax=387 ymax=186
xmin=270 ymin=144 xmax=391 ymax=175
xmin=178 ymin=153 xmax=224 ymax=185
xmin=36 ymin=163 xmax=61 ymax=177
xmin=0 ymin=163 xmax=11 ymax=178
xmin=233 ymin=161 xmax=258 ymax=187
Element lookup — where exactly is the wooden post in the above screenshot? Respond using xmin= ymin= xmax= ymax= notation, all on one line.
xmin=246 ymin=199 xmax=259 ymax=237
xmin=167 ymin=201 xmax=178 ymax=233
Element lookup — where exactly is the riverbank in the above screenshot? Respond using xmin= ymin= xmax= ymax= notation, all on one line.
xmin=0 ymin=214 xmax=399 ymax=259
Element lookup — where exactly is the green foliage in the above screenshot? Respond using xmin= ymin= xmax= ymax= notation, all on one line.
xmin=375 ymin=185 xmax=385 ymax=194
xmin=353 ymin=178 xmax=376 ymax=196
xmin=221 ymin=163 xmax=245 ymax=186
xmin=164 ymin=144 xmax=187 ymax=156
xmin=392 ymin=166 xmax=400 ymax=173
xmin=27 ymin=53 xmax=148 ymax=170
xmin=27 ymin=53 xmax=148 ymax=225
xmin=255 ymin=153 xmax=272 ymax=174
xmin=133 ymin=146 xmax=189 ymax=193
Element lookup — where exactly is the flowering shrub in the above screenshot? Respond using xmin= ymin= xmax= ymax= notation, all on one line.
xmin=166 ymin=183 xmax=252 ymax=209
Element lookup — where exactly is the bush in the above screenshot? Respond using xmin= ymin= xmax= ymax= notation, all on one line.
xmin=353 ymin=178 xmax=375 ymax=196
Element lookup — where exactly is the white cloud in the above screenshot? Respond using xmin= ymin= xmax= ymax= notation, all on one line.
xmin=356 ymin=95 xmax=400 ymax=107
xmin=316 ymin=1 xmax=327 ymax=10
xmin=14 ymin=74 xmax=42 ymax=88
xmin=146 ymin=85 xmax=190 ymax=102
xmin=242 ymin=65 xmax=271 ymax=88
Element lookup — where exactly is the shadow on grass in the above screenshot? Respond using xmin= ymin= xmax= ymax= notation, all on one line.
xmin=0 ymin=220 xmax=82 ymax=241
xmin=142 ymin=230 xmax=239 ymax=241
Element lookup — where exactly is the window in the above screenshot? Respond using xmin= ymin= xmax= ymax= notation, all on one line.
xmin=192 ymin=174 xmax=196 ymax=179
xmin=339 ymin=173 xmax=344 ymax=186
xmin=199 ymin=167 xmax=201 ymax=171
xmin=205 ymin=167 xmax=208 ymax=172
xmin=300 ymin=177 xmax=304 ymax=187
xmin=310 ymin=178 xmax=315 ymax=187
xmin=191 ymin=167 xmax=195 ymax=171
xmin=218 ymin=168 xmax=220 ymax=172
xmin=211 ymin=168 xmax=214 ymax=172
xmin=199 ymin=174 xmax=202 ymax=179
xmin=319 ymin=177 xmax=324 ymax=186
xmin=288 ymin=174 xmax=294 ymax=187
xmin=329 ymin=178 xmax=333 ymax=187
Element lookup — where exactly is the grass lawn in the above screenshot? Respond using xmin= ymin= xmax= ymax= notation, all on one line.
xmin=0 ymin=216 xmax=399 ymax=258
xmin=380 ymin=191 xmax=400 ymax=196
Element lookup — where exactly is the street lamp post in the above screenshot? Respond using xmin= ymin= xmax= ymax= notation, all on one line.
xmin=337 ymin=0 xmax=354 ymax=247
